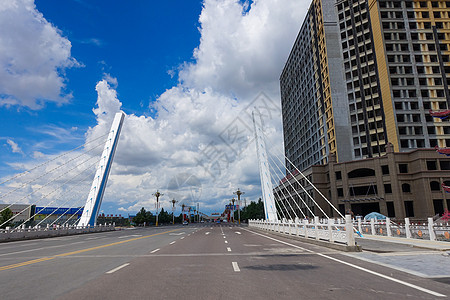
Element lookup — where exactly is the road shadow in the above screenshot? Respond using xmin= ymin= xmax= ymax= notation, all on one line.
xmin=244 ymin=264 xmax=318 ymax=271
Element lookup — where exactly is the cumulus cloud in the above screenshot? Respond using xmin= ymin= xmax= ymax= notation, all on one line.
xmin=0 ymin=0 xmax=306 ymax=216
xmin=180 ymin=0 xmax=306 ymax=101
xmin=78 ymin=0 xmax=306 ymax=214
xmin=0 ymin=0 xmax=79 ymax=109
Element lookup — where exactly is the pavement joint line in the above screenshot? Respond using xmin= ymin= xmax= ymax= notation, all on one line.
xmin=232 ymin=262 xmax=240 ymax=272
xmin=227 ymin=247 xmax=232 ymax=252
xmin=244 ymin=228 xmax=446 ymax=298
xmin=106 ymin=263 xmax=129 ymax=274
xmin=0 ymin=228 xmax=181 ymax=272
xmin=150 ymin=248 xmax=160 ymax=254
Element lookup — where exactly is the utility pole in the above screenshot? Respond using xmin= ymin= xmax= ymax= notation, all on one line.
xmin=153 ymin=190 xmax=163 ymax=227
xmin=171 ymin=199 xmax=177 ymax=225
xmin=233 ymin=188 xmax=245 ymax=225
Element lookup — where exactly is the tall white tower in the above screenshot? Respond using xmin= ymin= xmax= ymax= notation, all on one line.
xmin=78 ymin=112 xmax=125 ymax=226
xmin=252 ymin=110 xmax=278 ymax=222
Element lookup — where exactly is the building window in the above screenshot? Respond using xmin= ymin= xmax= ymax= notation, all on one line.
xmin=427 ymin=161 xmax=437 ymax=170
xmin=440 ymin=161 xmax=450 ymax=170
xmin=337 ymin=188 xmax=344 ymax=197
xmin=348 ymin=168 xmax=375 ymax=178
xmin=384 ymin=184 xmax=392 ymax=193
xmin=381 ymin=165 xmax=389 ymax=175
xmin=433 ymin=199 xmax=444 ymax=216
xmin=430 ymin=181 xmax=441 ymax=191
xmin=335 ymin=171 xmax=342 ymax=180
xmin=402 ymin=183 xmax=411 ymax=193
xmin=399 ymin=164 xmax=408 ymax=173
xmin=404 ymin=201 xmax=415 ymax=217
xmin=386 ymin=202 xmax=395 ymax=218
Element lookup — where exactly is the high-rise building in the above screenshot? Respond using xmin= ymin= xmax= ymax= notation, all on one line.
xmin=281 ymin=0 xmax=353 ymax=172
xmin=281 ymin=0 xmax=450 ymax=172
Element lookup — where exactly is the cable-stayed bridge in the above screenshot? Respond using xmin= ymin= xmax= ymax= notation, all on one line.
xmin=0 ymin=111 xmax=448 ymax=299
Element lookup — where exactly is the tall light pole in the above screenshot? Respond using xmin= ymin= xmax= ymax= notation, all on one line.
xmin=231 ymin=198 xmax=236 ymax=223
xmin=153 ymin=190 xmax=163 ymax=227
xmin=233 ymin=188 xmax=245 ymax=225
xmin=181 ymin=204 xmax=186 ymax=222
xmin=171 ymin=199 xmax=177 ymax=225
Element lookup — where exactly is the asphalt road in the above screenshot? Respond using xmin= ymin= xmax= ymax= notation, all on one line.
xmin=0 ymin=224 xmax=448 ymax=299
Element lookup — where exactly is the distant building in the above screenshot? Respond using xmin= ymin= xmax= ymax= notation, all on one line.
xmin=33 ymin=207 xmax=83 ymax=226
xmin=0 ymin=204 xmax=34 ymax=224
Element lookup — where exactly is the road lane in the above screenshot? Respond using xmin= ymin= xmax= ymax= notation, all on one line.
xmin=0 ymin=224 xmax=448 ymax=299
xmin=61 ymin=224 xmax=449 ymax=299
xmin=0 ymin=226 xmax=196 ymax=299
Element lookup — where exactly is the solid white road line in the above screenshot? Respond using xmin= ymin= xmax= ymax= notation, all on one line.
xmin=227 ymin=247 xmax=232 ymax=252
xmin=170 ymin=241 xmax=176 ymax=245
xmin=244 ymin=228 xmax=446 ymax=298
xmin=150 ymin=248 xmax=160 ymax=253
xmin=106 ymin=263 xmax=129 ymax=274
xmin=232 ymin=262 xmax=240 ymax=272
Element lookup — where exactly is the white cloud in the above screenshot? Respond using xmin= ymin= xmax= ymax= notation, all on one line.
xmin=0 ymin=0 xmax=79 ymax=109
xmin=0 ymin=0 xmax=307 ymax=216
xmin=6 ymin=139 xmax=24 ymax=154
xmin=83 ymin=0 xmax=306 ymax=214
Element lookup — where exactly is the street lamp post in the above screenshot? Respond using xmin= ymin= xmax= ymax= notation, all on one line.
xmin=233 ymin=188 xmax=245 ymax=225
xmin=153 ymin=190 xmax=163 ymax=227
xmin=231 ymin=198 xmax=236 ymax=223
xmin=171 ymin=199 xmax=177 ymax=225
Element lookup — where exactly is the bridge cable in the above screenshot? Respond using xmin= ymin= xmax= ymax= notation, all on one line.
xmin=0 ymin=132 xmax=110 ymax=188
xmin=0 ymin=152 xmax=101 ymax=227
xmin=0 ymin=139 xmax=106 ymax=214
xmin=20 ymin=158 xmax=100 ymax=228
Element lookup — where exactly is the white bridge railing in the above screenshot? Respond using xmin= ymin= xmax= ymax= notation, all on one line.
xmin=0 ymin=224 xmax=116 ymax=242
xmin=249 ymin=215 xmax=356 ymax=247
xmin=357 ymin=217 xmax=450 ymax=242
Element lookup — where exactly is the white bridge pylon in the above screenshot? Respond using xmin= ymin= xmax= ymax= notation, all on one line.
xmin=78 ymin=112 xmax=125 ymax=227
xmin=252 ymin=110 xmax=278 ymax=222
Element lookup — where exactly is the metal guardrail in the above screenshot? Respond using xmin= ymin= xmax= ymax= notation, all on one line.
xmin=0 ymin=224 xmax=116 ymax=242
xmin=249 ymin=215 xmax=356 ymax=246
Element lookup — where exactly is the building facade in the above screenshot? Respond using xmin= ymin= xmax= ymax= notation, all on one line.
xmin=280 ymin=0 xmax=353 ymax=172
xmin=274 ymin=146 xmax=450 ymax=219
xmin=278 ymin=0 xmax=450 ymax=219
xmin=281 ymin=0 xmax=450 ymax=169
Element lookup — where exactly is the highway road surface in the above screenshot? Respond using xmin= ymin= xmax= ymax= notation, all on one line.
xmin=0 ymin=224 xmax=447 ymax=299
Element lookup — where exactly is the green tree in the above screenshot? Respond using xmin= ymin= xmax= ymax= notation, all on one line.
xmin=158 ymin=208 xmax=171 ymax=224
xmin=132 ymin=207 xmax=154 ymax=226
xmin=0 ymin=208 xmax=13 ymax=229
xmin=235 ymin=198 xmax=265 ymax=222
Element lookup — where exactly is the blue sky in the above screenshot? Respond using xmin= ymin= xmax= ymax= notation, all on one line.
xmin=0 ymin=0 xmax=307 ymax=217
